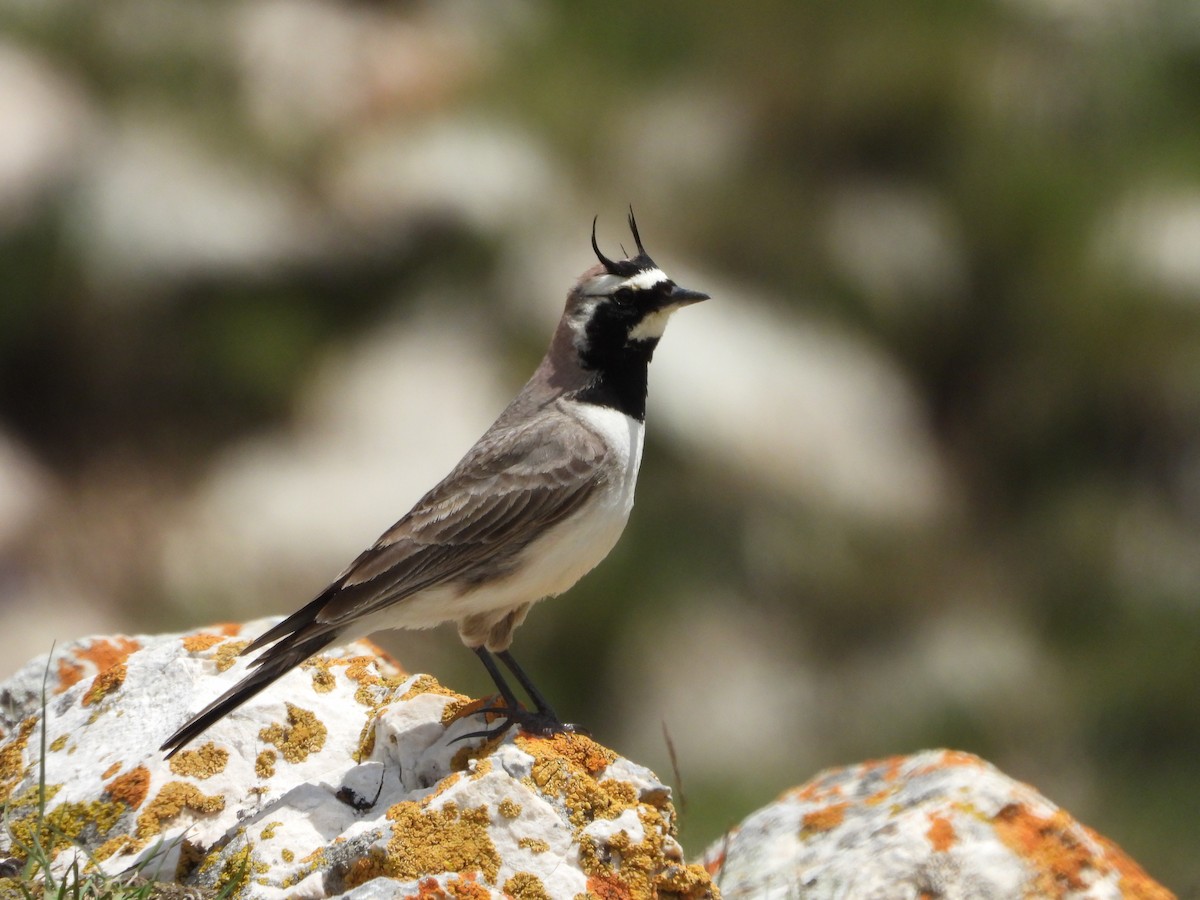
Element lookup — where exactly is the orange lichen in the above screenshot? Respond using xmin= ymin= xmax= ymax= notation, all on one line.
xmin=703 ymin=845 xmax=726 ymax=876
xmin=586 ymin=877 xmax=633 ymax=900
xmin=258 ymin=703 xmax=327 ymax=763
xmin=56 ymin=657 xmax=86 ymax=692
xmin=182 ymin=633 xmax=226 ymax=653
xmin=786 ymin=776 xmax=844 ymax=806
xmin=82 ymin=662 xmax=127 ymax=707
xmin=801 ymin=802 xmax=848 ymax=836
xmin=444 ymin=695 xmax=509 ymax=730
xmin=105 ymin=765 xmax=151 ymax=809
xmin=169 ymin=742 xmax=229 ymax=779
xmin=447 ymin=877 xmax=493 ymax=900
xmin=136 ymin=782 xmax=225 ymax=839
xmin=1083 ymin=827 xmax=1174 ymax=900
xmin=926 ymin=813 xmax=957 ymax=852
xmin=992 ymin=803 xmax=1094 ymax=894
xmin=916 ymin=750 xmax=986 ymax=778
xmin=55 ymin=637 xmax=141 ymax=695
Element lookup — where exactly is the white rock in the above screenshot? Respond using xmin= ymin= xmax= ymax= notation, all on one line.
xmin=0 ymin=620 xmax=716 ymax=899
xmin=704 ymin=749 xmax=1170 ymax=900
xmin=0 ymin=41 xmax=92 ymax=232
xmin=71 ymin=119 xmax=330 ymax=292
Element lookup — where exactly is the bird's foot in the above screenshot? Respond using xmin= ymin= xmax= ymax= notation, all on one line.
xmin=449 ymin=698 xmax=585 ymax=743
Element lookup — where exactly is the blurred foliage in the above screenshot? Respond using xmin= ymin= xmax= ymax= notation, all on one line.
xmin=2 ymin=0 xmax=1199 ymax=891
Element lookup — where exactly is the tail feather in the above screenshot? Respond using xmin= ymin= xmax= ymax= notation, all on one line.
xmin=241 ymin=585 xmax=340 ymax=658
xmin=160 ymin=628 xmax=338 ymax=758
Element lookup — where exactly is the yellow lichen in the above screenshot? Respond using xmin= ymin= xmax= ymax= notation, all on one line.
xmin=399 ymin=673 xmax=462 ymax=703
xmin=498 ymin=798 xmax=522 ymax=819
xmin=301 ymin=657 xmax=337 ymax=693
xmin=101 ymin=761 xmax=121 ymax=778
xmin=136 ymin=782 xmax=225 ymax=839
xmin=213 ymin=641 xmax=250 ymax=672
xmin=260 ymin=821 xmax=281 ymax=840
xmin=256 ymin=749 xmax=277 ymax=778
xmin=280 ymin=847 xmax=326 ymax=889
xmin=169 ymin=742 xmax=229 ymax=779
xmin=8 ymin=798 xmax=126 ymax=856
xmin=281 ymin=848 xmax=295 ymax=863
xmin=354 ymin=720 xmax=376 ymax=764
xmin=517 ymin=733 xmax=622 ymax=827
xmin=57 ymin=637 xmax=141 ymax=694
xmin=94 ymin=834 xmax=143 ymax=862
xmin=214 ymin=843 xmax=269 ymax=895
xmin=50 ymin=735 xmax=69 ymax=753
xmin=504 ymin=872 xmax=552 ymax=900
xmin=517 ymin=837 xmax=550 ymax=854
xmin=258 ymin=704 xmax=327 ymax=763
xmin=343 ymin=800 xmax=501 ymax=886
xmin=82 ymin=663 xmax=127 ymax=707
xmin=0 ymin=718 xmax=36 ymax=803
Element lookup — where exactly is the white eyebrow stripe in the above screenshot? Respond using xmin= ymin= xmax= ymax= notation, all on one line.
xmin=623 ymin=268 xmax=669 ymax=291
xmin=581 ymin=268 xmax=671 ymax=296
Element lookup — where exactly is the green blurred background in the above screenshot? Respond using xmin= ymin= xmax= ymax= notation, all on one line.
xmin=1 ymin=0 xmax=1198 ymax=890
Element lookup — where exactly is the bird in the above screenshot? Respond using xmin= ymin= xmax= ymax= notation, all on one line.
xmin=160 ymin=211 xmax=709 ymax=757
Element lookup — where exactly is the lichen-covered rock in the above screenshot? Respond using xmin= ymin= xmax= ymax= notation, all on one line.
xmin=702 ymin=749 xmax=1171 ymax=900
xmin=0 ymin=620 xmax=715 ymax=899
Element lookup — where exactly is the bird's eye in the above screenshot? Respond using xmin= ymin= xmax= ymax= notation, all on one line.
xmin=613 ymin=288 xmax=635 ymax=306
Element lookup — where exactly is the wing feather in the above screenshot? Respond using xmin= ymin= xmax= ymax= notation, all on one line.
xmin=312 ymin=409 xmax=609 ymax=626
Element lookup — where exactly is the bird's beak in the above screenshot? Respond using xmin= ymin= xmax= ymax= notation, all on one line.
xmin=667 ymin=284 xmax=709 ymax=305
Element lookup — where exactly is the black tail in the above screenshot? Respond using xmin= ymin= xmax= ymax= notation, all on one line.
xmin=160 ymin=625 xmax=338 ymax=758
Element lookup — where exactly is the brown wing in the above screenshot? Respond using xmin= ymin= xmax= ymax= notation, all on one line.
xmin=310 ymin=410 xmax=609 ymax=626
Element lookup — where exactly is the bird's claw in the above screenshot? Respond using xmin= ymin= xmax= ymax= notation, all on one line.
xmin=449 ymin=702 xmax=582 ymax=744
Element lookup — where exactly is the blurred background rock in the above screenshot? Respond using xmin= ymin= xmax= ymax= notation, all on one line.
xmin=1 ymin=0 xmax=1197 ymax=890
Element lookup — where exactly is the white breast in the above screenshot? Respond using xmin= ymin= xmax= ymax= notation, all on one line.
xmin=510 ymin=402 xmax=644 ymax=599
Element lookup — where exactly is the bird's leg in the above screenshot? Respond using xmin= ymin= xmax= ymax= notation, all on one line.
xmin=454 ymin=647 xmax=578 ymax=741
xmin=451 ymin=648 xmax=524 ymax=743
xmin=474 ymin=646 xmax=523 ymax=711
xmin=495 ymin=650 xmax=558 ymax=721
xmin=497 ymin=649 xmax=581 ymax=737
